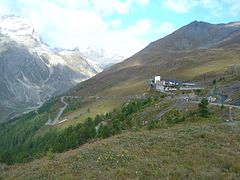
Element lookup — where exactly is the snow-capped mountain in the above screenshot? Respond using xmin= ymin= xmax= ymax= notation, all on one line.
xmin=0 ymin=15 xmax=101 ymax=121
xmin=0 ymin=15 xmax=41 ymax=46
xmin=81 ymin=46 xmax=125 ymax=69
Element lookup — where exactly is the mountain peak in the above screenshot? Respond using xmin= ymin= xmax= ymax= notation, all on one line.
xmin=187 ymin=20 xmax=211 ymax=29
xmin=81 ymin=46 xmax=125 ymax=65
xmin=0 ymin=15 xmax=34 ymax=36
xmin=72 ymin=47 xmax=80 ymax=52
xmin=190 ymin=20 xmax=209 ymax=24
xmin=0 ymin=15 xmax=40 ymax=44
xmin=147 ymin=20 xmax=240 ymax=51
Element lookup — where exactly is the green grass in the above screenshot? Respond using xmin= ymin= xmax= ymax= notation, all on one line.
xmin=2 ymin=116 xmax=240 ymax=179
xmin=53 ymin=48 xmax=240 ymax=132
xmin=1 ymin=96 xmax=240 ymax=179
xmin=0 ymin=93 xmax=161 ymax=165
xmin=59 ymin=97 xmax=125 ymax=129
xmin=57 ymin=47 xmax=240 ymax=130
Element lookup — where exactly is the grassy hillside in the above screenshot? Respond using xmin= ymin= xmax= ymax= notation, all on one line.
xmin=68 ymin=21 xmax=240 ymax=99
xmin=0 ymin=92 xmax=165 ymax=165
xmin=1 ymin=75 xmax=240 ymax=179
xmin=1 ymin=21 xmax=240 ymax=179
xmin=59 ymin=22 xmax=240 ymax=127
xmin=1 ymin=108 xmax=240 ymax=179
xmin=62 ymin=47 xmax=240 ymax=127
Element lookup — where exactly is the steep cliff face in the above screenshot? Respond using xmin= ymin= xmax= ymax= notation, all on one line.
xmin=0 ymin=15 xmax=100 ymax=121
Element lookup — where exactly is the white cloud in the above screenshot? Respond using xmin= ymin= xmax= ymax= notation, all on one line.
xmin=229 ymin=5 xmax=240 ymax=16
xmin=200 ymin=0 xmax=223 ymax=16
xmin=126 ymin=19 xmax=152 ymax=36
xmin=162 ymin=0 xmax=191 ymax=13
xmin=109 ymin=19 xmax=122 ymax=28
xmin=91 ymin=0 xmax=131 ymax=16
xmin=88 ymin=0 xmax=149 ymax=16
xmin=90 ymin=19 xmax=153 ymax=56
xmin=157 ymin=22 xmax=176 ymax=35
xmin=162 ymin=0 xmax=240 ymax=18
xmin=135 ymin=0 xmax=149 ymax=5
xmin=8 ymin=0 xmax=152 ymax=57
xmin=1 ymin=0 xmax=238 ymax=60
xmin=0 ymin=0 xmax=11 ymax=16
xmin=226 ymin=0 xmax=240 ymax=17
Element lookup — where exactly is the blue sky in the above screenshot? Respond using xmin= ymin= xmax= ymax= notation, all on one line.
xmin=1 ymin=0 xmax=240 ymax=57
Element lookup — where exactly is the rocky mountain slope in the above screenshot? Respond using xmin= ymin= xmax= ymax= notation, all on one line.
xmin=0 ymin=15 xmax=100 ymax=121
xmin=69 ymin=21 xmax=240 ymax=97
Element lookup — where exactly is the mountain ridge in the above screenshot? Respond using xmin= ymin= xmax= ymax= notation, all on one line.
xmin=145 ymin=20 xmax=240 ymax=52
xmin=66 ymin=20 xmax=240 ymax=100
xmin=0 ymin=15 xmax=101 ymax=121
xmin=0 ymin=20 xmax=240 ymax=179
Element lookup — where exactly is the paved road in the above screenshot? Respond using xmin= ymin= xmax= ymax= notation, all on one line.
xmin=209 ymin=102 xmax=240 ymax=109
xmin=45 ymin=94 xmax=240 ymax=126
xmin=190 ymin=100 xmax=240 ymax=109
xmin=46 ymin=96 xmax=81 ymax=126
xmin=53 ymin=96 xmax=68 ymax=124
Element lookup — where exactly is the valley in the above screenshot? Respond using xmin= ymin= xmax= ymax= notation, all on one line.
xmin=0 ymin=19 xmax=240 ymax=179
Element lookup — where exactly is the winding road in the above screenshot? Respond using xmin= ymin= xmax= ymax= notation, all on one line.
xmin=46 ymin=96 xmax=81 ymax=126
xmin=53 ymin=96 xmax=68 ymax=124
xmin=45 ymin=93 xmax=240 ymax=126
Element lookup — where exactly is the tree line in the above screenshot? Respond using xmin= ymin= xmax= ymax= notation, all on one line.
xmin=0 ymin=97 xmax=156 ymax=165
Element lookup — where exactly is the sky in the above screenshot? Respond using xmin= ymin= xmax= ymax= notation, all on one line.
xmin=0 ymin=0 xmax=240 ymax=58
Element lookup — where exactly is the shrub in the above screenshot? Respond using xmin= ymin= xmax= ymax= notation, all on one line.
xmin=46 ymin=148 xmax=55 ymax=160
xmin=98 ymin=124 xmax=111 ymax=139
xmin=166 ymin=110 xmax=185 ymax=124
xmin=198 ymin=98 xmax=210 ymax=118
xmin=111 ymin=119 xmax=122 ymax=135
xmin=0 ymin=152 xmax=14 ymax=165
xmin=147 ymin=120 xmax=158 ymax=130
xmin=94 ymin=115 xmax=104 ymax=125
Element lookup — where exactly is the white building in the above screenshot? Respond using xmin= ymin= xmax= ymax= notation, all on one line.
xmin=154 ymin=76 xmax=161 ymax=83
xmin=207 ymin=96 xmax=216 ymax=103
xmin=182 ymin=82 xmax=196 ymax=87
xmin=156 ymin=80 xmax=165 ymax=92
